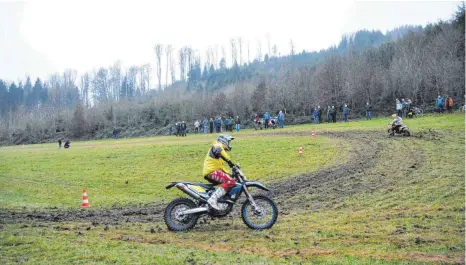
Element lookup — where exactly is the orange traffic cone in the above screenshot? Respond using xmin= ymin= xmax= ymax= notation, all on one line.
xmin=311 ymin=130 xmax=316 ymax=137
xmin=80 ymin=189 xmax=91 ymax=208
xmin=298 ymin=146 xmax=303 ymax=155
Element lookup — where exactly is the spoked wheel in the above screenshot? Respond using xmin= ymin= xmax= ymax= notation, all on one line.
xmin=241 ymin=195 xmax=278 ymax=230
xmin=164 ymin=198 xmax=199 ymax=231
xmin=402 ymin=129 xmax=411 ymax=137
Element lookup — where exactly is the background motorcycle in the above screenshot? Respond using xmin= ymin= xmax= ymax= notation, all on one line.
xmin=164 ymin=165 xmax=278 ymax=231
xmin=388 ymin=124 xmax=411 ymax=136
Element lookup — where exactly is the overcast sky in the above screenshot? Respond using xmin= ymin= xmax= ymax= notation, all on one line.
xmin=0 ymin=0 xmax=460 ymax=83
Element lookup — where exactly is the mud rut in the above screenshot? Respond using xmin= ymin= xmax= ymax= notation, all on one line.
xmin=0 ymin=130 xmax=427 ymax=226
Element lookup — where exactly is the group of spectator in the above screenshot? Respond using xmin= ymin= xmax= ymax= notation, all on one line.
xmin=170 ymin=121 xmax=187 ymax=137
xmin=311 ymin=102 xmax=373 ymax=124
xmin=435 ymin=95 xmax=454 ymax=113
xmin=253 ymin=110 xmax=286 ymax=129
xmin=170 ymin=117 xmax=242 ymax=136
xmin=395 ymin=98 xmax=413 ymax=118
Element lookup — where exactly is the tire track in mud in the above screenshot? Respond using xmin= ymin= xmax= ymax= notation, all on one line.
xmin=0 ymin=130 xmax=428 ymax=225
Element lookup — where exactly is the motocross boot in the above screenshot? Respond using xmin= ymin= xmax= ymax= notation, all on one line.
xmin=207 ymin=187 xmax=226 ymax=210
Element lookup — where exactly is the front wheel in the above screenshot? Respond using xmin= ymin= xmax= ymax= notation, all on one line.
xmin=241 ymin=195 xmax=278 ymax=230
xmin=164 ymin=198 xmax=199 ymax=231
xmin=402 ymin=129 xmax=411 ymax=137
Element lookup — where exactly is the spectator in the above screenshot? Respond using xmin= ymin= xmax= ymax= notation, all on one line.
xmin=203 ymin=119 xmax=208 ymax=133
xmin=209 ymin=118 xmax=214 ymax=133
xmin=278 ymin=110 xmax=285 ymax=128
xmin=215 ymin=118 xmax=221 ymax=133
xmin=343 ymin=104 xmax=349 ymax=122
xmin=317 ymin=106 xmax=322 ymax=123
xmin=264 ymin=112 xmax=271 ymax=129
xmin=406 ymin=99 xmax=412 ymax=115
xmin=64 ymin=139 xmax=71 ymax=149
xmin=199 ymin=120 xmax=204 ymax=133
xmin=331 ymin=106 xmax=337 ymax=123
xmin=436 ymin=95 xmax=445 ymax=113
xmin=235 ymin=116 xmax=241 ymax=132
xmin=225 ymin=117 xmax=231 ymax=132
xmin=194 ymin=120 xmax=200 ymax=134
xmin=168 ymin=127 xmax=173 ymax=136
xmin=327 ymin=105 xmax=331 ymax=123
xmin=445 ymin=95 xmax=454 ymax=113
xmin=112 ymin=127 xmax=119 ymax=139
xmin=181 ymin=121 xmax=187 ymax=136
xmin=365 ymin=102 xmax=372 ymax=120
xmin=58 ymin=138 xmax=62 ymax=149
xmin=175 ymin=122 xmax=180 ymax=137
xmin=401 ymin=99 xmax=407 ymax=117
xmin=396 ymin=99 xmax=402 ymax=117
xmin=313 ymin=108 xmax=319 ymax=124
xmin=230 ymin=117 xmax=235 ymax=132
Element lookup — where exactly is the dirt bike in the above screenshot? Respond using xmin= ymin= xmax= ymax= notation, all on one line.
xmin=388 ymin=123 xmax=411 ymax=137
xmin=164 ymin=165 xmax=278 ymax=231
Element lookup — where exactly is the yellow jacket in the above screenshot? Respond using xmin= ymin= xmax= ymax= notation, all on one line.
xmin=203 ymin=142 xmax=232 ymax=176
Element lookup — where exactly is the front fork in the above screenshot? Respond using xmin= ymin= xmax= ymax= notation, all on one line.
xmin=243 ymin=185 xmax=259 ymax=210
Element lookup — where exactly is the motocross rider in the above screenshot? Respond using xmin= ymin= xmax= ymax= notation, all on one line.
xmin=203 ymin=135 xmax=237 ymax=210
xmin=389 ymin=114 xmax=404 ymax=133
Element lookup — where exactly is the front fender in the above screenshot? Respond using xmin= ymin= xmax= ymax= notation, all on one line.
xmin=244 ymin=181 xmax=270 ymax=191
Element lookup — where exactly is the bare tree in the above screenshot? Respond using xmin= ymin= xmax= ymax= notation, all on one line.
xmin=247 ymin=41 xmax=250 ymax=63
xmin=165 ymin=45 xmax=172 ymax=88
xmin=256 ymin=39 xmax=262 ymax=61
xmin=80 ymin=73 xmax=90 ymax=107
xmin=179 ymin=47 xmax=186 ymax=81
xmin=237 ymin=37 xmax=243 ymax=65
xmin=266 ymin=33 xmax=271 ymax=56
xmin=272 ymin=44 xmax=278 ymax=57
xmin=154 ymin=44 xmax=163 ymax=90
xmin=221 ymin=45 xmax=226 ymax=65
xmin=109 ymin=61 xmax=121 ymax=101
xmin=230 ymin=38 xmax=237 ymax=66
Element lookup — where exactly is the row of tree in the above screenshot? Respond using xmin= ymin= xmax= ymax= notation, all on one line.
xmin=0 ymin=5 xmax=463 ymax=145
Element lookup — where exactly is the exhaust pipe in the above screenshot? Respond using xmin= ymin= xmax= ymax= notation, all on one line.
xmin=180 ymin=207 xmax=208 ymax=215
xmin=176 ymin=183 xmax=205 ymax=200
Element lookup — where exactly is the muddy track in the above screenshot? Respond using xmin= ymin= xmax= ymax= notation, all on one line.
xmin=0 ymin=130 xmax=427 ymax=225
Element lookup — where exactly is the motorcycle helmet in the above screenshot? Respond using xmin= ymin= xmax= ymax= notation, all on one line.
xmin=392 ymin=114 xmax=397 ymax=118
xmin=217 ymin=134 xmax=234 ymax=151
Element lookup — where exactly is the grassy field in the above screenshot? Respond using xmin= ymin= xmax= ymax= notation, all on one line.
xmin=0 ymin=114 xmax=464 ymax=264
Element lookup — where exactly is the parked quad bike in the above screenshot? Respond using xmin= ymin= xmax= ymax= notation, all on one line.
xmin=388 ymin=124 xmax=411 ymax=137
xmin=164 ymin=165 xmax=278 ymax=231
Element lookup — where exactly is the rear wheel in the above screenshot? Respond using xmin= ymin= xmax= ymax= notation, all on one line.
xmin=241 ymin=195 xmax=278 ymax=230
xmin=164 ymin=198 xmax=199 ymax=231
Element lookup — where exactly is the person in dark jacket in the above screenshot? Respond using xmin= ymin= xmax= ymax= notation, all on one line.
xmin=181 ymin=121 xmax=187 ymax=136
xmin=317 ymin=106 xmax=322 ymax=123
xmin=209 ymin=118 xmax=214 ymax=133
xmin=313 ymin=108 xmax=319 ymax=124
xmin=112 ymin=127 xmax=119 ymax=139
xmin=343 ymin=104 xmax=349 ymax=122
xmin=327 ymin=106 xmax=331 ymax=123
xmin=58 ymin=138 xmax=62 ymax=149
xmin=365 ymin=102 xmax=372 ymax=120
xmin=64 ymin=139 xmax=71 ymax=148
xmin=175 ymin=122 xmax=180 ymax=136
xmin=235 ymin=116 xmax=241 ymax=132
xmin=331 ymin=106 xmax=337 ymax=123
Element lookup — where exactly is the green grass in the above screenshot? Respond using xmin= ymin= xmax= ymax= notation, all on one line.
xmin=0 ymin=133 xmax=341 ymax=209
xmin=0 ymin=113 xmax=464 ymax=264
